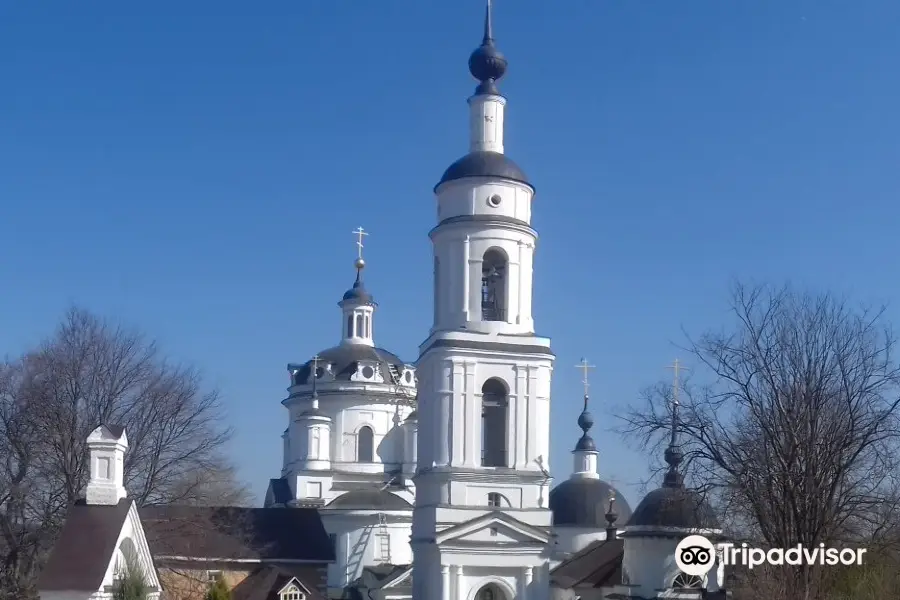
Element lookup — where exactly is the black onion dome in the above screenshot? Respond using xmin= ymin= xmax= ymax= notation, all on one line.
xmin=574 ymin=398 xmax=596 ymax=451
xmin=550 ymin=479 xmax=632 ymax=528
xmin=325 ymin=490 xmax=412 ymax=510
xmin=468 ymin=0 xmax=507 ymax=95
xmin=341 ymin=277 xmax=374 ymax=303
xmin=436 ymin=151 xmax=531 ymax=190
xmin=294 ymin=345 xmax=409 ymax=386
xmin=625 ymin=486 xmax=719 ymax=530
xmin=574 ymin=433 xmax=596 ymax=452
xmin=468 ymin=43 xmax=507 ymax=89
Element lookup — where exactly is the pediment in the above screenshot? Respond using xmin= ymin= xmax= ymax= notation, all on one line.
xmin=277 ymin=576 xmax=311 ymax=596
xmin=435 ymin=512 xmax=549 ymax=546
xmin=88 ymin=424 xmax=128 ymax=446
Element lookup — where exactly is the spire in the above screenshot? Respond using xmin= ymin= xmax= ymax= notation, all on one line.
xmin=663 ymin=359 xmax=688 ymax=487
xmin=310 ymin=354 xmax=320 ymax=410
xmin=468 ymin=0 xmax=507 ymax=95
xmin=341 ymin=227 xmax=373 ymax=305
xmin=340 ymin=227 xmax=377 ymax=345
xmin=574 ymin=358 xmax=596 ymax=452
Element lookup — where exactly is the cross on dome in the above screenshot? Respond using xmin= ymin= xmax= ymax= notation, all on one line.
xmin=576 ymin=357 xmax=595 ymax=401
xmin=663 ymin=359 xmax=689 ymax=487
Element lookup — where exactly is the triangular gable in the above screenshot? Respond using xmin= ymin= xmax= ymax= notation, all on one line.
xmin=435 ymin=512 xmax=549 ymax=546
xmin=379 ymin=566 xmax=412 ymax=589
xmin=88 ymin=424 xmax=129 ymax=447
xmin=277 ymin=576 xmax=312 ymax=596
xmin=101 ymin=501 xmax=162 ymax=593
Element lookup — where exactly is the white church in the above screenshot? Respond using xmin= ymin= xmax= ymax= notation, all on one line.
xmin=37 ymin=4 xmax=733 ymax=600
xmin=262 ymin=3 xmax=730 ymax=600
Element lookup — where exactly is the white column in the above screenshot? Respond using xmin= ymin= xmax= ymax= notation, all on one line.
xmin=465 ymin=362 xmax=478 ymax=467
xmin=516 ymin=242 xmax=525 ymax=325
xmin=468 ymin=254 xmax=482 ymax=322
xmin=441 ymin=566 xmax=451 ymax=600
xmin=462 ymin=237 xmax=471 ymax=321
xmin=453 ymin=565 xmax=464 ymax=600
xmin=451 ymin=362 xmax=465 ymax=465
xmin=518 ymin=566 xmax=533 ymax=600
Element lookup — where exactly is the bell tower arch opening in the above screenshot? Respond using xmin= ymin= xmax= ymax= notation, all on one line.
xmin=481 ymin=378 xmax=508 ymax=467
xmin=481 ymin=248 xmax=507 ymax=322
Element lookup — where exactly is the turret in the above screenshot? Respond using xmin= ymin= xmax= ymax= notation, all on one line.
xmin=85 ymin=424 xmax=128 ymax=506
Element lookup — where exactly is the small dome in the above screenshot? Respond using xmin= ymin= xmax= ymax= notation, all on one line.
xmin=626 ymin=486 xmax=719 ymax=530
xmin=436 ymin=151 xmax=531 ymax=190
xmin=295 ymin=345 xmax=410 ymax=386
xmin=468 ymin=43 xmax=507 ymax=85
xmin=342 ymin=279 xmax=373 ymax=303
xmin=550 ymin=479 xmax=632 ymax=528
xmin=325 ymin=490 xmax=412 ymax=510
xmin=574 ymin=434 xmax=596 ymax=452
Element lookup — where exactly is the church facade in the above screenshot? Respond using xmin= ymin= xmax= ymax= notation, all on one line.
xmin=38 ymin=4 xmax=731 ymax=600
xmin=263 ymin=3 xmax=729 ymax=600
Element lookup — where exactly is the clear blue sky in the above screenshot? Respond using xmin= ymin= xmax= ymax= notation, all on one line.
xmin=3 ymin=1 xmax=900 ymax=507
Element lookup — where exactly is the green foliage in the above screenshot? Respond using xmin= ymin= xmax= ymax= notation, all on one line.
xmin=204 ymin=575 xmax=231 ymax=600
xmin=112 ymin=552 xmax=149 ymax=600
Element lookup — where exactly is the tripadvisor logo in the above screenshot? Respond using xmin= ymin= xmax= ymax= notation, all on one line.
xmin=675 ymin=535 xmax=868 ymax=575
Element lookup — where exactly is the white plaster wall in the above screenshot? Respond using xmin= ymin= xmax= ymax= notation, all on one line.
xmin=284 ymin=390 xmax=414 ymax=480
xmin=415 ymin=344 xmax=552 ymax=482
xmin=552 ymin=527 xmax=609 ymax=557
xmin=468 ymin=94 xmax=505 ymax=153
xmin=428 ymin=563 xmax=550 ymax=600
xmin=435 ymin=181 xmax=532 ymax=227
xmin=431 ymin=219 xmax=537 ymax=336
xmin=322 ymin=512 xmax=413 ymax=587
xmin=622 ymin=536 xmax=681 ymax=596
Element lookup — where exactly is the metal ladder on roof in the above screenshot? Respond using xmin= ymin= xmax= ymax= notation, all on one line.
xmin=377 ymin=512 xmax=391 ymax=564
xmin=387 ymin=363 xmax=402 ymax=385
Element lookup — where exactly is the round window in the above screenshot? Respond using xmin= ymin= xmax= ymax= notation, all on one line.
xmin=404 ymin=371 xmax=412 ymax=383
xmin=362 ymin=366 xmax=375 ymax=379
xmin=487 ymin=194 xmax=502 ymax=207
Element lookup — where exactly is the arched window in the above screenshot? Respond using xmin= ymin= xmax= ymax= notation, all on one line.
xmin=481 ymin=379 xmax=508 ymax=467
xmin=487 ymin=492 xmax=508 ymax=508
xmin=347 ymin=315 xmax=354 ymax=338
xmin=672 ymin=573 xmax=703 ymax=589
xmin=481 ymin=249 xmax=507 ymax=322
xmin=475 ymin=584 xmax=503 ymax=600
xmin=310 ymin=427 xmax=320 ymax=459
xmin=355 ymin=314 xmax=364 ymax=338
xmin=357 ymin=426 xmax=374 ymax=462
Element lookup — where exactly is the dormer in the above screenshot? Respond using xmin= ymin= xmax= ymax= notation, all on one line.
xmin=351 ymin=361 xmax=384 ymax=383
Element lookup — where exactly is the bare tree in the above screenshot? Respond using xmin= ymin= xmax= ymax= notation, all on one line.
xmin=621 ymin=282 xmax=900 ymax=600
xmin=0 ymin=306 xmax=250 ymax=598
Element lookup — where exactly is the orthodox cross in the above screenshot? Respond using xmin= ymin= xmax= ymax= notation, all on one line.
xmin=666 ymin=359 xmax=688 ymax=445
xmin=576 ymin=358 xmax=595 ymax=409
xmin=666 ymin=358 xmax=688 ymax=408
xmin=352 ymin=227 xmax=368 ymax=260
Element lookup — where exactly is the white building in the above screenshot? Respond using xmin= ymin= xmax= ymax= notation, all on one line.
xmin=264 ymin=254 xmax=419 ymax=597
xmin=271 ymin=3 xmax=730 ymax=599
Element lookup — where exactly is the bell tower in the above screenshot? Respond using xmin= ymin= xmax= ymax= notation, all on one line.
xmin=412 ymin=3 xmax=554 ymax=600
